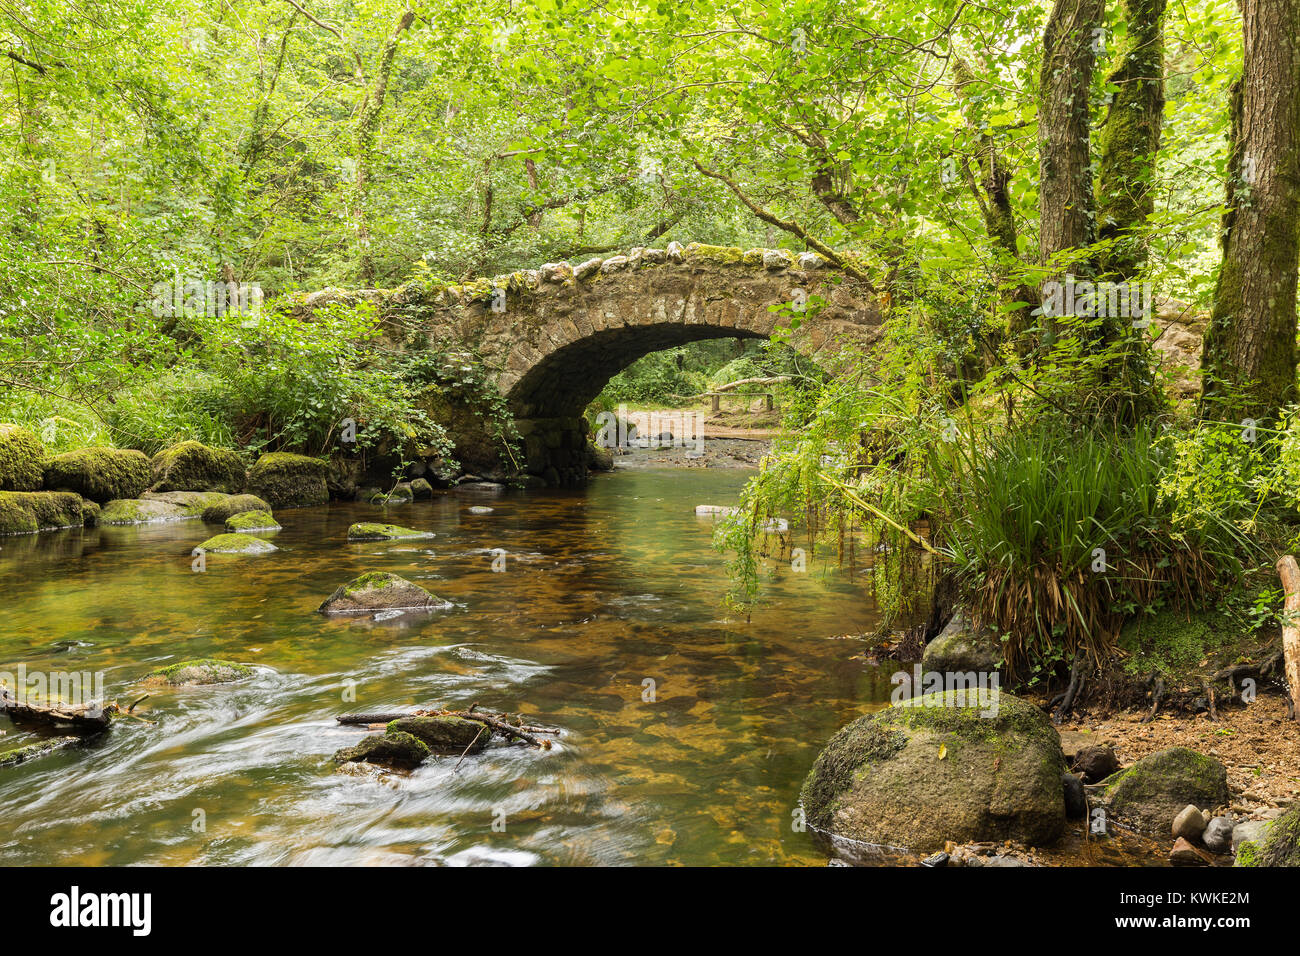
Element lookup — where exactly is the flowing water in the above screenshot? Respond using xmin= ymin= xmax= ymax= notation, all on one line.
xmin=0 ymin=463 xmax=913 ymax=866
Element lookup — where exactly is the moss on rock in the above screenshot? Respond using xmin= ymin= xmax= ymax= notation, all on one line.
xmin=333 ymin=731 xmax=430 ymax=769
xmin=1236 ymin=803 xmax=1300 ymax=867
xmin=145 ymin=658 xmax=253 ymax=686
xmin=245 ymin=452 xmax=329 ymax=509
xmin=0 ymin=424 xmax=45 ymax=491
xmin=225 ymin=510 xmax=280 ymax=533
xmin=201 ymin=494 xmax=272 ymax=523
xmin=799 ymin=689 xmax=1067 ymax=852
xmin=99 ymin=492 xmax=228 ymax=525
xmin=195 ymin=532 xmax=278 ymax=554
xmin=318 ymin=571 xmax=444 ymax=614
xmin=150 ymin=441 xmax=246 ymax=493
xmin=346 ymin=522 xmax=434 ymax=541
xmin=386 ymin=716 xmax=489 ymax=754
xmin=43 ymin=447 xmax=151 ymax=502
xmin=683 ymin=242 xmax=746 ymax=265
xmin=1102 ymin=747 xmax=1230 ymax=833
xmin=0 ymin=735 xmax=81 ymax=768
xmin=0 ymin=491 xmax=83 ymax=535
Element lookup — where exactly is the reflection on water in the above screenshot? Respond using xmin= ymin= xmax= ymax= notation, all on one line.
xmin=0 ymin=467 xmax=902 ymax=866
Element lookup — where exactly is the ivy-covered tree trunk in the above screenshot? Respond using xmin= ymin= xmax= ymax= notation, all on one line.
xmin=1199 ymin=0 xmax=1300 ymax=424
xmin=354 ymin=7 xmax=415 ymax=287
xmin=1095 ymin=0 xmax=1167 ymax=279
xmin=1038 ymin=0 xmax=1104 ymax=278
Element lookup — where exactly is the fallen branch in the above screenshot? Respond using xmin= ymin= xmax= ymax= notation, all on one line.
xmin=0 ymin=689 xmax=116 ymax=735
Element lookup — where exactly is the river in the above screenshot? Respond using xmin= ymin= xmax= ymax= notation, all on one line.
xmin=0 ymin=462 xmax=909 ymax=865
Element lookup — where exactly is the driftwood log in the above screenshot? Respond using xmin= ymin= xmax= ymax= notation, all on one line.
xmin=0 ymin=689 xmax=115 ymax=734
xmin=1276 ymin=554 xmax=1300 ymax=722
xmin=336 ymin=704 xmax=560 ymax=749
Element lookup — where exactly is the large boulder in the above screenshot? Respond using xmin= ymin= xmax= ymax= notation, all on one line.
xmin=318 ymin=571 xmax=445 ymax=614
xmin=99 ymin=491 xmax=231 ymax=525
xmin=1101 ymin=747 xmax=1229 ymax=833
xmin=387 ymin=716 xmax=489 ymax=754
xmin=201 ymin=493 xmax=271 ymax=523
xmin=0 ymin=424 xmax=45 ymax=491
xmin=1235 ymin=803 xmax=1300 ymax=867
xmin=921 ymin=611 xmax=1002 ymax=675
xmin=800 ymin=690 xmax=1067 ymax=853
xmin=0 ymin=491 xmax=83 ymax=535
xmin=245 ymin=452 xmax=329 ymax=509
xmin=43 ymin=447 xmax=151 ymax=502
xmin=150 ymin=441 xmax=246 ymax=493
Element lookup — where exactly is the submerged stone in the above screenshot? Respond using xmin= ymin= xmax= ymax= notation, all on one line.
xmin=318 ymin=571 xmax=444 ymax=614
xmin=346 ymin=522 xmax=434 ymax=541
xmin=333 ymin=731 xmax=429 ymax=769
xmin=195 ymin=532 xmax=278 ymax=554
xmin=799 ymin=690 xmax=1067 ymax=853
xmin=145 ymin=658 xmax=253 ymax=686
xmin=43 ymin=447 xmax=151 ymax=503
xmin=386 ymin=716 xmax=489 ymax=754
xmin=225 ymin=510 xmax=280 ymax=533
xmin=150 ymin=441 xmax=246 ymax=493
xmin=245 ymin=452 xmax=329 ymax=509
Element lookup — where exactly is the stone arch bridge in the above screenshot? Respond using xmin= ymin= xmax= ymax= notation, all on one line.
xmin=302 ymin=241 xmax=883 ymax=486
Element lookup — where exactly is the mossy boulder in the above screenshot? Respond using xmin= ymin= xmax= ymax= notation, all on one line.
xmin=43 ymin=447 xmax=151 ymax=502
xmin=99 ymin=492 xmax=229 ymax=525
xmin=145 ymin=658 xmax=253 ymax=686
xmin=0 ymin=424 xmax=45 ymax=491
xmin=386 ymin=716 xmax=489 ymax=754
xmin=0 ymin=491 xmax=84 ymax=535
xmin=245 ymin=452 xmax=329 ymax=509
xmin=195 ymin=532 xmax=278 ymax=554
xmin=921 ymin=611 xmax=1003 ymax=675
xmin=587 ymin=441 xmax=615 ymax=471
xmin=1234 ymin=809 xmax=1300 ymax=866
xmin=333 ymin=731 xmax=430 ymax=770
xmin=318 ymin=571 xmax=444 ymax=614
xmin=80 ymin=498 xmax=100 ymax=527
xmin=1102 ymin=747 xmax=1230 ymax=833
xmin=799 ymin=690 xmax=1067 ymax=853
xmin=201 ymin=494 xmax=272 ymax=523
xmin=346 ymin=522 xmax=434 ymax=541
xmin=225 ymin=510 xmax=280 ymax=533
xmin=150 ymin=441 xmax=246 ymax=493
xmin=367 ymin=484 xmax=414 ymax=506
xmin=408 ymin=477 xmax=433 ymax=500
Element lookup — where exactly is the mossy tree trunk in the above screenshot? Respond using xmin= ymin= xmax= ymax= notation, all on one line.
xmin=1095 ymin=0 xmax=1167 ymax=280
xmin=1199 ymin=0 xmax=1300 ymax=425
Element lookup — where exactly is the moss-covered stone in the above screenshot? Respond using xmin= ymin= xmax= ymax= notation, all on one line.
xmin=1102 ymin=747 xmax=1230 ymax=833
xmin=799 ymin=690 xmax=1067 ymax=852
xmin=346 ymin=522 xmax=434 ymax=541
xmin=43 ymin=447 xmax=151 ymax=502
xmin=144 ymin=658 xmax=253 ymax=686
xmin=333 ymin=731 xmax=430 ymax=769
xmin=386 ymin=716 xmax=489 ymax=754
xmin=367 ymin=484 xmax=414 ymax=506
xmin=80 ymin=498 xmax=100 ymax=527
xmin=195 ymin=532 xmax=278 ymax=554
xmin=99 ymin=492 xmax=229 ymax=525
xmin=0 ymin=735 xmax=81 ymax=768
xmin=0 ymin=491 xmax=83 ymax=535
xmin=0 ymin=424 xmax=45 ymax=491
xmin=921 ymin=611 xmax=1003 ymax=675
xmin=587 ymin=441 xmax=614 ymax=471
xmin=409 ymin=477 xmax=433 ymax=500
xmin=201 ymin=494 xmax=272 ymax=523
xmin=225 ymin=510 xmax=280 ymax=533
xmin=150 ymin=441 xmax=246 ymax=493
xmin=1235 ymin=803 xmax=1300 ymax=867
xmin=683 ymin=242 xmax=746 ymax=265
xmin=318 ymin=571 xmax=444 ymax=614
xmin=245 ymin=452 xmax=329 ymax=509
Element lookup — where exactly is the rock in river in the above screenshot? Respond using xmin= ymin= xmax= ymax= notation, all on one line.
xmin=43 ymin=447 xmax=151 ymax=502
xmin=0 ymin=423 xmax=45 ymax=491
xmin=100 ymin=491 xmax=231 ymax=525
xmin=149 ymin=440 xmax=246 ymax=493
xmin=318 ymin=571 xmax=446 ymax=614
xmin=387 ymin=716 xmax=489 ymax=754
xmin=333 ymin=731 xmax=429 ymax=770
xmin=195 ymin=532 xmax=278 ymax=554
xmin=145 ymin=658 xmax=253 ymax=686
xmin=225 ymin=510 xmax=280 ymax=533
xmin=202 ymin=493 xmax=272 ymax=524
xmin=244 ymin=452 xmax=329 ymax=509
xmin=1101 ymin=747 xmax=1229 ymax=834
xmin=0 ymin=491 xmax=84 ymax=535
xmin=1234 ymin=803 xmax=1300 ymax=867
xmin=920 ymin=610 xmax=1002 ymax=675
xmin=347 ymin=522 xmax=434 ymax=541
xmin=799 ymin=689 xmax=1067 ymax=853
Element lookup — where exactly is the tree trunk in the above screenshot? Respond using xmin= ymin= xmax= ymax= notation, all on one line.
xmin=1096 ymin=0 xmax=1167 ymax=279
xmin=1275 ymin=554 xmax=1300 ymax=721
xmin=1199 ymin=0 xmax=1300 ymax=425
xmin=354 ymin=7 xmax=415 ymax=287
